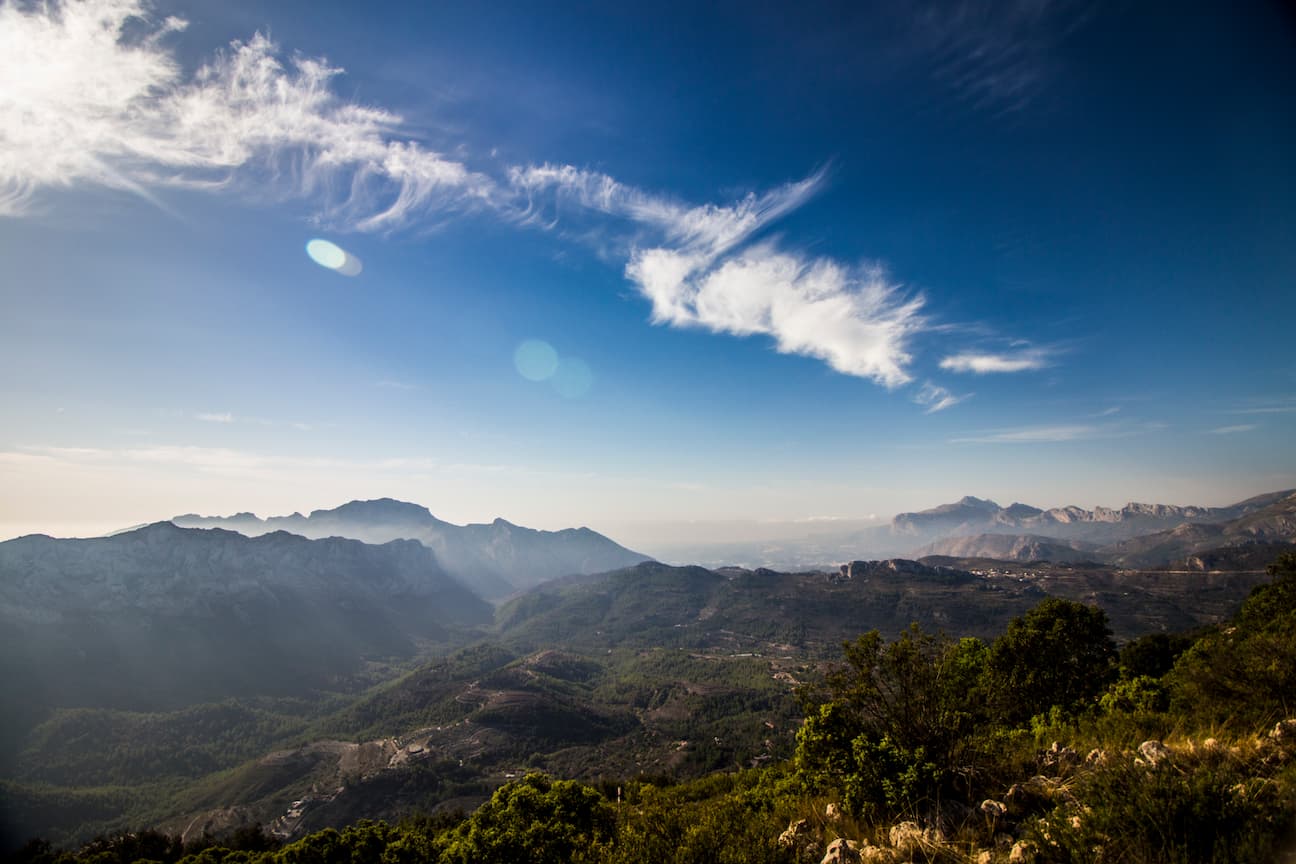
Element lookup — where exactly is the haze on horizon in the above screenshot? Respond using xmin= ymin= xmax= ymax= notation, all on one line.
xmin=2 ymin=0 xmax=1294 ymax=550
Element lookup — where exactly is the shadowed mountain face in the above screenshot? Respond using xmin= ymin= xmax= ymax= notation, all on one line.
xmin=493 ymin=557 xmax=1266 ymax=655
xmin=0 ymin=524 xmax=492 ymax=732
xmin=173 ymin=499 xmax=653 ymax=600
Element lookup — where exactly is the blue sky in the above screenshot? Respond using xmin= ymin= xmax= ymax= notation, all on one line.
xmin=1 ymin=0 xmax=1294 ymax=550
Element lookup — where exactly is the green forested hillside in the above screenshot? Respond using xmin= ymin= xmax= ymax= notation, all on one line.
xmin=0 ymin=552 xmax=1277 ymax=851
xmin=11 ymin=554 xmax=1296 ymax=863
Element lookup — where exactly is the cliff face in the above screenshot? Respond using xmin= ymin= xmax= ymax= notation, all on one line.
xmin=915 ymin=533 xmax=1098 ymax=563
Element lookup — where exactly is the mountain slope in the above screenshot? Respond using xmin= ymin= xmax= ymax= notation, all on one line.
xmin=914 ymin=533 xmax=1100 ymax=563
xmin=173 ymin=499 xmax=652 ymax=599
xmin=0 ymin=524 xmax=492 ymax=738
xmin=1100 ymin=491 xmax=1296 ymax=566
xmin=498 ymin=559 xmax=1055 ymax=653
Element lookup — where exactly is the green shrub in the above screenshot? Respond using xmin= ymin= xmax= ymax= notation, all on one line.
xmin=844 ymin=736 xmax=940 ymax=817
xmin=1099 ymin=675 xmax=1170 ymax=716
xmin=1169 ymin=553 xmax=1296 ymax=728
xmin=1029 ymin=751 xmax=1296 ymax=864
xmin=439 ymin=773 xmax=613 ymax=864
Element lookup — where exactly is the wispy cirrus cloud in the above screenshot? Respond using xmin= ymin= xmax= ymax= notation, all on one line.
xmin=193 ymin=411 xmax=313 ymax=430
xmin=910 ymin=0 xmax=1091 ymax=114
xmin=951 ymin=419 xmax=1164 ymax=445
xmin=913 ymin=381 xmax=970 ymax=413
xmin=951 ymin=424 xmax=1096 ymax=444
xmin=509 ymin=164 xmax=824 ymax=256
xmin=1226 ymin=397 xmax=1296 ymax=416
xmin=1207 ymin=424 xmax=1257 ymax=435
xmin=940 ymin=347 xmax=1052 ymax=374
xmin=510 ymin=163 xmax=928 ymax=388
xmin=510 ymin=164 xmax=934 ymax=386
xmin=0 ymin=0 xmax=1027 ymax=395
xmin=0 ymin=0 xmax=492 ymax=224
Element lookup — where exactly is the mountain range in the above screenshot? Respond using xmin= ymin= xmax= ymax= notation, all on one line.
xmin=171 ymin=499 xmax=652 ymax=599
xmin=5 ymin=488 xmax=1296 ymax=848
xmin=906 ymin=489 xmax=1296 ymax=565
xmin=893 ymin=489 xmax=1291 ymax=541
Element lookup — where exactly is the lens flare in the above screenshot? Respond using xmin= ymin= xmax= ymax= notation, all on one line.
xmin=552 ymin=357 xmax=594 ymax=398
xmin=306 ymin=238 xmax=363 ymax=276
xmin=514 ymin=340 xmax=559 ymax=381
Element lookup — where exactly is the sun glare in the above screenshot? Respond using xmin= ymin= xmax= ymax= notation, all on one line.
xmin=306 ymin=238 xmax=363 ymax=276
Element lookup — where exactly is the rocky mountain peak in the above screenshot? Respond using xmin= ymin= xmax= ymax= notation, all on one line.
xmin=315 ymin=498 xmax=435 ymax=523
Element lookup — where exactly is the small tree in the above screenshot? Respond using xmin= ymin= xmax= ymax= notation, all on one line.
xmin=985 ymin=598 xmax=1116 ymax=726
xmin=1169 ymin=552 xmax=1296 ymax=727
xmin=440 ymin=773 xmax=614 ymax=864
xmin=795 ymin=625 xmax=988 ymax=816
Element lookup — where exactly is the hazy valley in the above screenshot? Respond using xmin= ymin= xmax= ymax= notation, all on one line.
xmin=4 ymin=491 xmax=1295 ymax=854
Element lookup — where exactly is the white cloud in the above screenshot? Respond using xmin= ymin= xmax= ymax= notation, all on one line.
xmin=1227 ymin=397 xmax=1296 ymax=415
xmin=195 ymin=412 xmax=234 ymax=423
xmin=512 ymin=163 xmax=925 ymax=387
xmin=628 ymin=243 xmax=924 ymax=387
xmin=0 ymin=0 xmax=1023 ymax=393
xmin=950 ymin=419 xmax=1166 ymax=444
xmin=951 ymin=424 xmax=1096 ymax=444
xmin=939 ymin=348 xmax=1050 ymax=374
xmin=0 ymin=0 xmax=492 ymax=225
xmin=913 ymin=381 xmax=970 ymax=413
xmin=509 ymin=164 xmax=824 ymax=256
xmin=1207 ymin=424 xmax=1257 ymax=435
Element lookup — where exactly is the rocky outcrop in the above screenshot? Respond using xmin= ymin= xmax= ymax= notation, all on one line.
xmin=1270 ymin=719 xmax=1296 ymax=744
xmin=837 ymin=559 xmax=974 ymax=583
xmin=820 ymin=838 xmax=862 ymax=864
xmin=915 ymin=533 xmax=1099 ymax=563
xmin=1137 ymin=739 xmax=1172 ymax=766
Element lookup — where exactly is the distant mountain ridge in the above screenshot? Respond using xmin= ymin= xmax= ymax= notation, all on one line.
xmin=898 ymin=489 xmax=1296 ymax=565
xmin=172 ymin=498 xmax=653 ymax=600
xmin=892 ymin=490 xmax=1292 ymax=542
xmin=1100 ymin=490 xmax=1296 ymax=566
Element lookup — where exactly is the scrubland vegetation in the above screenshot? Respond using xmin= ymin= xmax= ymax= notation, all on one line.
xmin=13 ymin=553 xmax=1296 ymax=864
